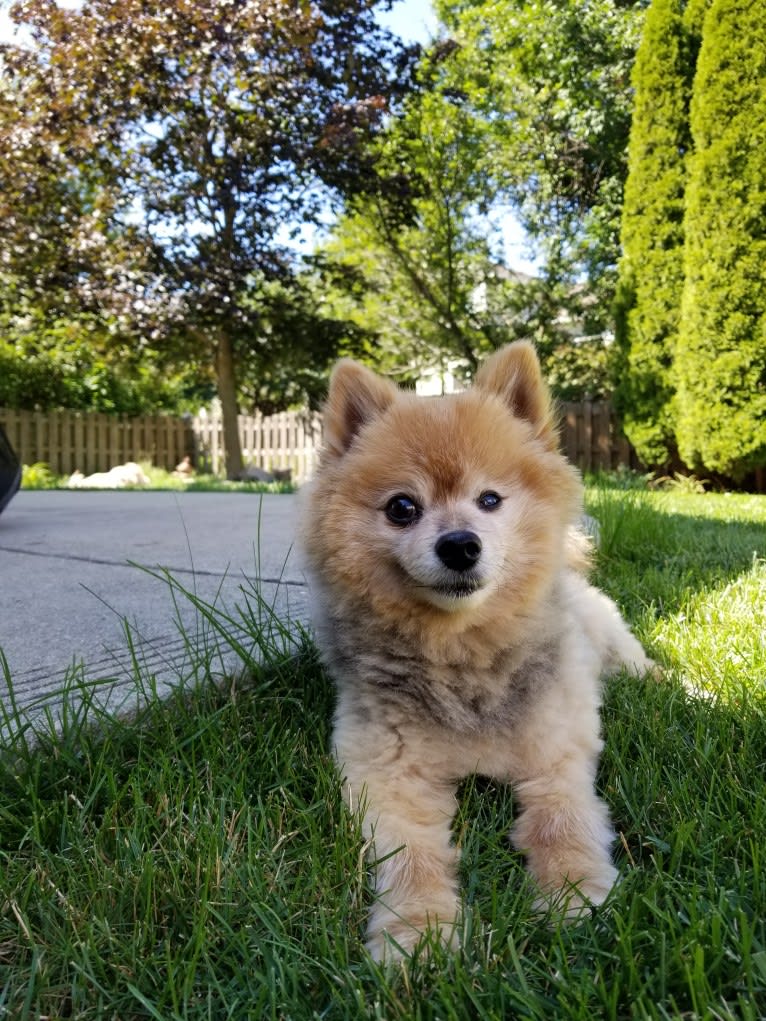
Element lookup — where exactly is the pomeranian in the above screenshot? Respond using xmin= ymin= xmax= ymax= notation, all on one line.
xmin=301 ymin=341 xmax=653 ymax=961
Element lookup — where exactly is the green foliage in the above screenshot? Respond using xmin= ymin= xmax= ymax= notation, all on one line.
xmin=614 ymin=0 xmax=765 ymax=484
xmin=315 ymin=82 xmax=505 ymax=380
xmin=235 ymin=274 xmax=364 ymax=415
xmin=543 ymin=338 xmax=616 ymax=401
xmin=315 ymin=69 xmax=618 ymax=393
xmin=0 ymin=322 xmax=210 ymax=414
xmin=20 ymin=462 xmax=62 ymax=489
xmin=614 ymin=0 xmax=689 ymax=468
xmin=436 ymin=0 xmax=644 ymax=317
xmin=675 ymin=0 xmax=766 ymax=480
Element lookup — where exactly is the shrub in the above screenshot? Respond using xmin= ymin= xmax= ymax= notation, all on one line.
xmin=0 ymin=329 xmax=206 ymax=415
xmin=674 ymin=0 xmax=766 ymax=480
xmin=613 ymin=0 xmax=689 ymax=468
xmin=21 ymin=462 xmax=62 ymax=489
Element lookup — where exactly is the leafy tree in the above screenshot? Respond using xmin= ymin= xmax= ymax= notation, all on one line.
xmin=434 ymin=0 xmax=644 ymax=319
xmin=675 ymin=0 xmax=766 ymax=481
xmin=235 ymin=272 xmax=368 ymax=414
xmin=0 ymin=40 xmax=163 ymax=359
xmin=316 ymin=80 xmax=502 ymax=381
xmin=613 ymin=0 xmax=689 ymax=468
xmin=3 ymin=0 xmax=415 ymax=476
xmin=316 ymin=59 xmax=608 ymax=391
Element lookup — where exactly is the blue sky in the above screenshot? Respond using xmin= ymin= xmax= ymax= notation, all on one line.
xmin=378 ymin=0 xmax=439 ymax=43
xmin=0 ymin=2 xmax=23 ymax=44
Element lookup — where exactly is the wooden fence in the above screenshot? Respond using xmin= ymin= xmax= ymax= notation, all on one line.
xmin=0 ymin=408 xmax=193 ymax=478
xmin=192 ymin=409 xmax=323 ymax=480
xmin=559 ymin=400 xmax=641 ymax=474
xmin=0 ymin=407 xmax=324 ymax=483
xmin=0 ymin=400 xmax=637 ymax=484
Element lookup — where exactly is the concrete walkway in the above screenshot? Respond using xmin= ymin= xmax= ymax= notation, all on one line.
xmin=0 ymin=491 xmax=308 ymax=725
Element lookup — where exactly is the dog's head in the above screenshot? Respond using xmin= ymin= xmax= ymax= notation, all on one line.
xmin=305 ymin=342 xmax=582 ymax=630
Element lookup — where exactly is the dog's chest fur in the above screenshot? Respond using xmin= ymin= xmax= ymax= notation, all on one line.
xmin=315 ymin=590 xmax=564 ymax=735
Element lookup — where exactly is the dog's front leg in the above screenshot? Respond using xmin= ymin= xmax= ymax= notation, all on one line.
xmin=511 ymin=752 xmax=618 ymax=913
xmin=335 ymin=722 xmax=460 ymax=961
xmin=507 ymin=629 xmax=622 ymax=914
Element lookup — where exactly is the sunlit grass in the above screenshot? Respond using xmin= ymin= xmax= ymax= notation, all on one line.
xmin=585 ymin=481 xmax=766 ymax=701
xmin=1 ymin=477 xmax=764 ymax=1018
xmin=653 ymin=556 xmax=766 ymax=697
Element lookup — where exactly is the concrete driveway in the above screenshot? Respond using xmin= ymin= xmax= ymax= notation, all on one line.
xmin=0 ymin=490 xmax=308 ymax=724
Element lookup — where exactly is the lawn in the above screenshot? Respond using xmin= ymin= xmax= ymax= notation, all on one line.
xmin=1 ymin=478 xmax=764 ymax=1019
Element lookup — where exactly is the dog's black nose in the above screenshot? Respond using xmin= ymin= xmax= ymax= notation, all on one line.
xmin=435 ymin=530 xmax=482 ymax=572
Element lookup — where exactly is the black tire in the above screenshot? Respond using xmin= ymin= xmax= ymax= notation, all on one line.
xmin=0 ymin=424 xmax=21 ymax=516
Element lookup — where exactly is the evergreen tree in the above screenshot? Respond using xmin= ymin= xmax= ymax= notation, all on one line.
xmin=675 ymin=0 xmax=766 ymax=480
xmin=614 ymin=0 xmax=689 ymax=468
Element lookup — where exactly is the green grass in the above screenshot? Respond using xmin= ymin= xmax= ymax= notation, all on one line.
xmin=1 ymin=479 xmax=765 ymax=1019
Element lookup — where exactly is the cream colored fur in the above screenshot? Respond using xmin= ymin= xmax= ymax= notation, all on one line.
xmin=301 ymin=341 xmax=653 ymax=961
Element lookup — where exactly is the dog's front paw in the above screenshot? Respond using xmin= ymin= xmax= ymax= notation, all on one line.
xmin=532 ymin=861 xmax=618 ymax=921
xmin=613 ymin=636 xmax=659 ymax=679
xmin=627 ymin=648 xmax=663 ymax=680
xmin=646 ymin=659 xmax=665 ymax=682
xmin=365 ymin=922 xmax=419 ymax=964
xmin=366 ymin=909 xmax=459 ymax=963
xmin=574 ymin=863 xmax=619 ymax=906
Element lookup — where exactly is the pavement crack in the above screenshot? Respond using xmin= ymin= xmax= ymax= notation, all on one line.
xmin=0 ymin=544 xmax=306 ymax=586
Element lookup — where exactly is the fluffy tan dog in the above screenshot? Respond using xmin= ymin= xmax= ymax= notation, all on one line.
xmin=302 ymin=341 xmax=652 ymax=961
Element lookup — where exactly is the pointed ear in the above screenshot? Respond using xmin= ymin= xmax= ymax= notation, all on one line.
xmin=322 ymin=359 xmax=398 ymax=457
xmin=474 ymin=341 xmax=558 ymax=449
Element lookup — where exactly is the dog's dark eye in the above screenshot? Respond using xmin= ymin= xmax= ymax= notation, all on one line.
xmin=477 ymin=491 xmax=502 ymax=511
xmin=385 ymin=494 xmax=421 ymax=526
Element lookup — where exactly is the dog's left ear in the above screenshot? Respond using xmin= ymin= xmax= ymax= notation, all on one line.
xmin=474 ymin=341 xmax=558 ymax=450
xmin=322 ymin=359 xmax=398 ymax=457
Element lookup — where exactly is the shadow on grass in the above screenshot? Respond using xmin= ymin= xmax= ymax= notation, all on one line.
xmin=586 ymin=483 xmax=765 ymax=619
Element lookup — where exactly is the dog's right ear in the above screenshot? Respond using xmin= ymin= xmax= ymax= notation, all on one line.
xmin=474 ymin=341 xmax=558 ymax=450
xmin=323 ymin=360 xmax=398 ymax=457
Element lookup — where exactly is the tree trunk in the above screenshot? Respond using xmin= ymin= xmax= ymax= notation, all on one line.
xmin=215 ymin=332 xmax=244 ymax=480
